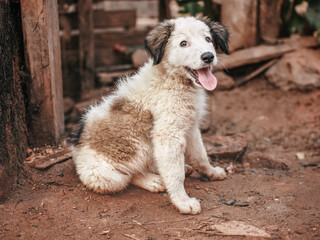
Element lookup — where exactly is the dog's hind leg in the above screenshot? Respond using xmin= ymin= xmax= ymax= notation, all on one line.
xmin=186 ymin=128 xmax=226 ymax=180
xmin=74 ymin=149 xmax=131 ymax=194
xmin=131 ymin=173 xmax=166 ymax=193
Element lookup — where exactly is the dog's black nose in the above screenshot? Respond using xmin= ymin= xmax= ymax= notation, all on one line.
xmin=201 ymin=52 xmax=214 ymax=63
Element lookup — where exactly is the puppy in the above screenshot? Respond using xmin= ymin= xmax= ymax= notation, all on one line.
xmin=73 ymin=16 xmax=229 ymax=214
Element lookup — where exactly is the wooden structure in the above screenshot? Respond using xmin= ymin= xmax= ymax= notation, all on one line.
xmin=1 ymin=0 xmax=64 ymax=198
xmin=0 ymin=0 xmax=28 ymax=199
xmin=59 ymin=0 xmax=157 ymax=99
xmin=21 ymin=0 xmax=64 ymax=146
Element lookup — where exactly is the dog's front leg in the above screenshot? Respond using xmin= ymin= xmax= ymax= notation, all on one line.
xmin=153 ymin=125 xmax=201 ymax=214
xmin=186 ymin=127 xmax=226 ymax=180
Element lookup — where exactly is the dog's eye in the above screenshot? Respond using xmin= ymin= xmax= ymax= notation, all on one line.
xmin=205 ymin=36 xmax=212 ymax=43
xmin=180 ymin=40 xmax=188 ymax=47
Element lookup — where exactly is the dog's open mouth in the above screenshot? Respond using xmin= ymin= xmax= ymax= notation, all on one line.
xmin=186 ymin=67 xmax=217 ymax=91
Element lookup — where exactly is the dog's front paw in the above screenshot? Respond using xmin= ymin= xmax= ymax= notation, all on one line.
xmin=208 ymin=166 xmax=227 ymax=180
xmin=173 ymin=197 xmax=201 ymax=215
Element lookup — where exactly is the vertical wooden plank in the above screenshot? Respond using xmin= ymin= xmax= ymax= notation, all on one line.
xmin=78 ymin=0 xmax=95 ymax=99
xmin=159 ymin=0 xmax=171 ymax=21
xmin=221 ymin=0 xmax=258 ymax=51
xmin=260 ymin=0 xmax=285 ymax=43
xmin=21 ymin=0 xmax=64 ymax=146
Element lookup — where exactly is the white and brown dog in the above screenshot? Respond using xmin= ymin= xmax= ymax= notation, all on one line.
xmin=72 ymin=17 xmax=229 ymax=214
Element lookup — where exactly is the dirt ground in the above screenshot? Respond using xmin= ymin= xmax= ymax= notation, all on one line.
xmin=1 ymin=76 xmax=319 ymax=240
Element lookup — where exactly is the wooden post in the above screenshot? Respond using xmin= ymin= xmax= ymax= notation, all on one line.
xmin=0 ymin=0 xmax=28 ymax=199
xmin=221 ymin=0 xmax=258 ymax=51
xmin=21 ymin=0 xmax=64 ymax=146
xmin=78 ymin=0 xmax=95 ymax=99
xmin=259 ymin=0 xmax=285 ymax=43
xmin=159 ymin=0 xmax=171 ymax=21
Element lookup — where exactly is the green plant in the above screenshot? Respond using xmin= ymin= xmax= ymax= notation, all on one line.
xmin=306 ymin=0 xmax=320 ymax=40
xmin=178 ymin=0 xmax=204 ymax=16
xmin=283 ymin=0 xmax=320 ymax=40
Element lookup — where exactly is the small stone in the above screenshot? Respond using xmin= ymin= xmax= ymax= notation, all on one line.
xmin=200 ymin=176 xmax=210 ymax=182
xmin=266 ymin=49 xmax=320 ymax=91
xmin=225 ymin=200 xmax=236 ymax=205
xmin=98 ymin=230 xmax=110 ymax=235
xmin=195 ymin=186 xmax=200 ymax=190
xmin=203 ymin=134 xmax=247 ymax=162
xmin=295 ymin=152 xmax=305 ymax=160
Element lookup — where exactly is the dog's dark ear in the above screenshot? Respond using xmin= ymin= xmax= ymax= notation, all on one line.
xmin=200 ymin=17 xmax=230 ymax=55
xmin=144 ymin=20 xmax=174 ymax=65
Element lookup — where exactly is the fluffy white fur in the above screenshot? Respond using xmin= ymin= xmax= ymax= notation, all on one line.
xmin=73 ymin=17 xmax=229 ymax=214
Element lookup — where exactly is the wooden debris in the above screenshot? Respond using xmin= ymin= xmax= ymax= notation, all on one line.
xmin=235 ymin=59 xmax=278 ymax=86
xmin=123 ymin=234 xmax=142 ymax=240
xmin=218 ymin=35 xmax=320 ymax=70
xmin=98 ymin=70 xmax=136 ymax=85
xmin=78 ymin=0 xmax=95 ymax=98
xmin=203 ymin=134 xmax=247 ymax=162
xmin=33 ymin=149 xmax=72 ymax=170
xmin=60 ymin=9 xmax=136 ymax=30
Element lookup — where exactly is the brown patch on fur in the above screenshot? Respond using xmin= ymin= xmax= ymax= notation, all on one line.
xmin=81 ymin=98 xmax=153 ymax=163
xmin=145 ymin=20 xmax=175 ymax=65
xmin=177 ymin=75 xmax=195 ymax=88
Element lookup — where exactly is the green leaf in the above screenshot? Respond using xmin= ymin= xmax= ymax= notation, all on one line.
xmin=306 ymin=0 xmax=320 ymax=29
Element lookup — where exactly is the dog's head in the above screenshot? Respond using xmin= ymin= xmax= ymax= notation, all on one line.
xmin=144 ymin=17 xmax=229 ymax=90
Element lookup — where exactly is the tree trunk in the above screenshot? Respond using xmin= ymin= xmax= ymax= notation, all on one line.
xmin=0 ymin=0 xmax=28 ymax=200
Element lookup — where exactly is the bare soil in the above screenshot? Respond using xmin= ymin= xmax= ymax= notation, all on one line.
xmin=1 ymin=77 xmax=319 ymax=240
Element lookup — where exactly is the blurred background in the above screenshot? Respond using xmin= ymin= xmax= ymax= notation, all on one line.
xmin=58 ymin=0 xmax=320 ymax=101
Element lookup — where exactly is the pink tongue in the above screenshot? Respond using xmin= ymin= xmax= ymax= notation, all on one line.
xmin=196 ymin=67 xmax=217 ymax=91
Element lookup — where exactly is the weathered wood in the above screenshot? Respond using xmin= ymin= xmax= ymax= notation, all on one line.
xmin=217 ymin=36 xmax=320 ymax=70
xmin=60 ymin=9 xmax=136 ymax=30
xmin=64 ymin=29 xmax=148 ymax=50
xmin=98 ymin=69 xmax=136 ymax=85
xmin=95 ymin=48 xmax=127 ymax=66
xmin=221 ymin=0 xmax=258 ymax=51
xmin=159 ymin=0 xmax=171 ymax=21
xmin=78 ymin=0 xmax=95 ymax=98
xmin=235 ymin=59 xmax=278 ymax=86
xmin=0 ymin=0 xmax=28 ymax=200
xmin=21 ymin=0 xmax=64 ymax=146
xmin=61 ymin=50 xmax=81 ymax=99
xmin=259 ymin=0 xmax=285 ymax=43
xmin=96 ymin=29 xmax=149 ymax=49
xmin=33 ymin=149 xmax=72 ymax=170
